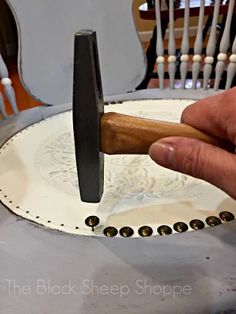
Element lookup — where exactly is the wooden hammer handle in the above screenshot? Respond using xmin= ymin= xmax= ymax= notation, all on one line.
xmin=100 ymin=112 xmax=228 ymax=154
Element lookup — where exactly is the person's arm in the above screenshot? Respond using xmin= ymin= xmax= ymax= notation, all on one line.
xmin=149 ymin=86 xmax=236 ymax=199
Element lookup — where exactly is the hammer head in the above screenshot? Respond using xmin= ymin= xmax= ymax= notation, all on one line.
xmin=73 ymin=30 xmax=104 ymax=203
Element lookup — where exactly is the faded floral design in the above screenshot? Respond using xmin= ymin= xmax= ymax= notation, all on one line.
xmin=105 ymin=167 xmax=156 ymax=200
xmin=105 ymin=167 xmax=199 ymax=200
xmin=35 ymin=131 xmax=79 ymax=196
xmin=106 ymin=155 xmax=151 ymax=167
xmin=36 ymin=131 xmax=201 ymax=199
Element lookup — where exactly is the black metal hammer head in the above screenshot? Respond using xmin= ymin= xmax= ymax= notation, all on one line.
xmin=73 ymin=30 xmax=104 ymax=203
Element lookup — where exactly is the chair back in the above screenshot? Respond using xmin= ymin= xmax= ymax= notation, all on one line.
xmin=6 ymin=0 xmax=146 ymax=105
xmin=4 ymin=0 xmax=236 ymax=110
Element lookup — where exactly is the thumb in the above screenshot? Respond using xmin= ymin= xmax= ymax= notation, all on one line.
xmin=149 ymin=137 xmax=236 ymax=199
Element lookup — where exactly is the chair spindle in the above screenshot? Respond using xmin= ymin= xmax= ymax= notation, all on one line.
xmin=203 ymin=0 xmax=220 ymax=89
xmin=226 ymin=35 xmax=236 ymax=89
xmin=155 ymin=0 xmax=165 ymax=89
xmin=0 ymin=54 xmax=18 ymax=116
xmin=0 ymin=92 xmax=8 ymax=119
xmin=180 ymin=0 xmax=190 ymax=88
xmin=168 ymin=0 xmax=176 ymax=89
xmin=192 ymin=0 xmax=205 ymax=89
xmin=214 ymin=0 xmax=235 ymax=90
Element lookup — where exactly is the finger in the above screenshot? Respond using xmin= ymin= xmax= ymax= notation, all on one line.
xmin=149 ymin=137 xmax=236 ymax=199
xmin=181 ymin=87 xmax=236 ymax=144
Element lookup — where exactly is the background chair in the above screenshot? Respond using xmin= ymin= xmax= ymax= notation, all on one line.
xmin=0 ymin=1 xmax=236 ymax=313
xmin=137 ymin=0 xmax=236 ymax=89
xmin=137 ymin=0 xmax=236 ymax=90
xmin=2 ymin=0 xmax=235 ymax=110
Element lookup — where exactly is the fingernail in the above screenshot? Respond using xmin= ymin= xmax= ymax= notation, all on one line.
xmin=149 ymin=141 xmax=175 ymax=167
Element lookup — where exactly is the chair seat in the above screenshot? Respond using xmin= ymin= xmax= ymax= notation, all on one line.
xmin=1 ymin=100 xmax=236 ymax=312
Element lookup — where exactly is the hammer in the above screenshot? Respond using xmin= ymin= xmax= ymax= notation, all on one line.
xmin=73 ymin=31 xmax=229 ymax=203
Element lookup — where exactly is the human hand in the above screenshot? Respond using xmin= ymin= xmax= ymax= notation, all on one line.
xmin=149 ymin=87 xmax=236 ymax=199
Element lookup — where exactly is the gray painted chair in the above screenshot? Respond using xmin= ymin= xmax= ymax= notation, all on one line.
xmin=4 ymin=0 xmax=147 ymax=107
xmin=0 ymin=1 xmax=236 ymax=313
xmin=1 ymin=0 xmax=235 ymax=116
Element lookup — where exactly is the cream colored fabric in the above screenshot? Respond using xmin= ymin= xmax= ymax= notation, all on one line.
xmin=0 ymin=99 xmax=235 ymax=237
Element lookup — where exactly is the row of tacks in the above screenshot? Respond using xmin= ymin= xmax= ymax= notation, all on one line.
xmin=85 ymin=211 xmax=235 ymax=237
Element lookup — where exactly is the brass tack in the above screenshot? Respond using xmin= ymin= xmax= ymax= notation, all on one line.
xmin=119 ymin=226 xmax=134 ymax=238
xmin=157 ymin=225 xmax=172 ymax=236
xmin=138 ymin=226 xmax=153 ymax=237
xmin=103 ymin=227 xmax=118 ymax=237
xmin=206 ymin=216 xmax=221 ymax=227
xmin=219 ymin=211 xmax=235 ymax=222
xmin=173 ymin=222 xmax=188 ymax=233
xmin=190 ymin=219 xmax=205 ymax=230
xmin=85 ymin=216 xmax=100 ymax=231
